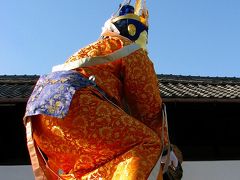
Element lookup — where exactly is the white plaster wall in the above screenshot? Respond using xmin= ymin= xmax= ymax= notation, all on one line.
xmin=0 ymin=161 xmax=240 ymax=180
xmin=182 ymin=161 xmax=240 ymax=180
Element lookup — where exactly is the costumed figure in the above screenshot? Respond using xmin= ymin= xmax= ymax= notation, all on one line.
xmin=24 ymin=0 xmax=182 ymax=179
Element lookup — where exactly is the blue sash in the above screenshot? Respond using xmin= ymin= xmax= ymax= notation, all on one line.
xmin=25 ymin=70 xmax=96 ymax=119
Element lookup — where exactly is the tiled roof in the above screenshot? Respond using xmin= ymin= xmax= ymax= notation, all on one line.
xmin=158 ymin=75 xmax=240 ymax=102
xmin=0 ymin=75 xmax=39 ymax=103
xmin=0 ymin=74 xmax=240 ymax=103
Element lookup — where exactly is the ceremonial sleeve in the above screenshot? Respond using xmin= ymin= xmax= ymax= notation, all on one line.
xmin=122 ymin=49 xmax=169 ymax=144
xmin=65 ymin=37 xmax=124 ymax=63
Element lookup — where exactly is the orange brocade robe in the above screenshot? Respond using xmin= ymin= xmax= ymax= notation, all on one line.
xmin=26 ymin=35 xmax=167 ymax=179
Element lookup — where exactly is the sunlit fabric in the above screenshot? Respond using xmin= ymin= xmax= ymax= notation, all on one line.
xmin=25 ymin=70 xmax=97 ymax=118
xmin=26 ymin=35 xmax=167 ymax=179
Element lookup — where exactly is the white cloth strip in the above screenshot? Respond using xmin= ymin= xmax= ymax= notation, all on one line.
xmin=52 ymin=43 xmax=140 ymax=72
xmin=148 ymin=104 xmax=171 ymax=179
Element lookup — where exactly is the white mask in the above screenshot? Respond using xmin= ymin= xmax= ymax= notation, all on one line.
xmin=135 ymin=30 xmax=148 ymax=51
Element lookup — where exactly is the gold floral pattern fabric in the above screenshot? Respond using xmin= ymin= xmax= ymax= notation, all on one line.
xmin=31 ymin=35 xmax=166 ymax=179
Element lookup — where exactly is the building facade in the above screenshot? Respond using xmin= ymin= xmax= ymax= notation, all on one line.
xmin=0 ymin=74 xmax=240 ymax=165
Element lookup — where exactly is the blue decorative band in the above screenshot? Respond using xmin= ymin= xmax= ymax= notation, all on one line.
xmin=25 ymin=70 xmax=95 ymax=119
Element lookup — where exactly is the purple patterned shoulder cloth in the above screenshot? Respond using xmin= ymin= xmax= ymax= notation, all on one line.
xmin=24 ymin=70 xmax=95 ymax=119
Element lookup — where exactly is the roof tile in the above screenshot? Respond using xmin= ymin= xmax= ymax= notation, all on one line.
xmin=1 ymin=74 xmax=240 ymax=103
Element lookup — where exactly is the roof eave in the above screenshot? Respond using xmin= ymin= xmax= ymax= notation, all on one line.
xmin=163 ymin=97 xmax=240 ymax=103
xmin=2 ymin=97 xmax=240 ymax=104
xmin=0 ymin=98 xmax=29 ymax=104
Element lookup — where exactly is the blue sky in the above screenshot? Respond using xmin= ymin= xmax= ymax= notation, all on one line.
xmin=0 ymin=0 xmax=240 ymax=77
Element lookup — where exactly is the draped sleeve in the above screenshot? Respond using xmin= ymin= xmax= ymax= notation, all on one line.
xmin=122 ymin=49 xmax=168 ymax=144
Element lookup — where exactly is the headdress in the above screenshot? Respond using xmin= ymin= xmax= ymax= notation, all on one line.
xmin=102 ymin=0 xmax=149 ymax=42
xmin=113 ymin=0 xmax=148 ymax=26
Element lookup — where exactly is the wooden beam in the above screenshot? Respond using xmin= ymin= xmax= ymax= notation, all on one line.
xmin=162 ymin=98 xmax=240 ymax=103
xmin=1 ymin=97 xmax=240 ymax=104
xmin=0 ymin=98 xmax=28 ymax=104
